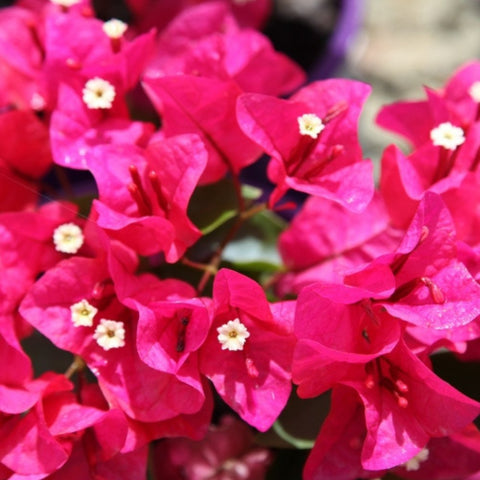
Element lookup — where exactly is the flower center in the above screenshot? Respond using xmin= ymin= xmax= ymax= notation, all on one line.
xmin=70 ymin=299 xmax=98 ymax=327
xmin=93 ymin=319 xmax=125 ymax=350
xmin=217 ymin=318 xmax=250 ymax=351
xmin=403 ymin=448 xmax=429 ymax=471
xmin=102 ymin=19 xmax=128 ymax=39
xmin=53 ymin=223 xmax=84 ymax=254
xmin=430 ymin=122 xmax=465 ymax=150
xmin=297 ymin=113 xmax=325 ymax=139
xmin=82 ymin=77 xmax=116 ymax=110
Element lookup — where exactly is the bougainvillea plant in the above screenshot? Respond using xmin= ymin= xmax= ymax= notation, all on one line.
xmin=1 ymin=0 xmax=480 ymax=479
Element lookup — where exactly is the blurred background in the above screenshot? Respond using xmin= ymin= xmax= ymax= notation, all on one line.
xmin=349 ymin=0 xmax=480 ymax=167
xmin=266 ymin=0 xmax=480 ymax=170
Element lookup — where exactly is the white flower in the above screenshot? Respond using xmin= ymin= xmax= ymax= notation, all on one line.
xmin=430 ymin=122 xmax=465 ymax=150
xmin=103 ymin=19 xmax=128 ymax=39
xmin=298 ymin=113 xmax=325 ymax=139
xmin=53 ymin=223 xmax=84 ymax=254
xmin=70 ymin=299 xmax=97 ymax=327
xmin=82 ymin=77 xmax=116 ymax=110
xmin=217 ymin=318 xmax=250 ymax=351
xmin=403 ymin=448 xmax=429 ymax=471
xmin=469 ymin=81 xmax=480 ymax=102
xmin=93 ymin=319 xmax=125 ymax=350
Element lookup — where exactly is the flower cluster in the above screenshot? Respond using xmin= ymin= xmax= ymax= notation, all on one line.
xmin=1 ymin=0 xmax=480 ymax=479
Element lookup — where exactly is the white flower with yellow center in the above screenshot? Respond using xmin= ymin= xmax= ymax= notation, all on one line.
xmin=403 ymin=448 xmax=429 ymax=471
xmin=50 ymin=0 xmax=80 ymax=6
xmin=430 ymin=122 xmax=465 ymax=150
xmin=217 ymin=318 xmax=250 ymax=351
xmin=469 ymin=81 xmax=480 ymax=102
xmin=53 ymin=223 xmax=84 ymax=254
xmin=93 ymin=319 xmax=125 ymax=350
xmin=102 ymin=19 xmax=128 ymax=39
xmin=70 ymin=299 xmax=97 ymax=327
xmin=82 ymin=77 xmax=116 ymax=109
xmin=298 ymin=113 xmax=325 ymax=139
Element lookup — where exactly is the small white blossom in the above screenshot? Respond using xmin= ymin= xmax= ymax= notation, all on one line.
xmin=70 ymin=299 xmax=98 ymax=327
xmin=53 ymin=223 xmax=84 ymax=254
xmin=469 ymin=81 xmax=480 ymax=102
xmin=82 ymin=77 xmax=116 ymax=109
xmin=30 ymin=92 xmax=46 ymax=111
xmin=217 ymin=318 xmax=250 ymax=351
xmin=403 ymin=448 xmax=429 ymax=471
xmin=93 ymin=319 xmax=125 ymax=350
xmin=102 ymin=19 xmax=128 ymax=39
xmin=298 ymin=113 xmax=325 ymax=139
xmin=430 ymin=122 xmax=465 ymax=150
xmin=50 ymin=0 xmax=80 ymax=6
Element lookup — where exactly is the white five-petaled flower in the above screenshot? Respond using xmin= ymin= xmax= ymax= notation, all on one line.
xmin=102 ymin=19 xmax=128 ymax=39
xmin=82 ymin=77 xmax=116 ymax=109
xmin=298 ymin=113 xmax=325 ymax=139
xmin=93 ymin=319 xmax=125 ymax=350
xmin=469 ymin=81 xmax=480 ymax=102
xmin=403 ymin=448 xmax=429 ymax=471
xmin=217 ymin=318 xmax=250 ymax=351
xmin=430 ymin=122 xmax=465 ymax=150
xmin=53 ymin=223 xmax=84 ymax=254
xmin=70 ymin=299 xmax=98 ymax=327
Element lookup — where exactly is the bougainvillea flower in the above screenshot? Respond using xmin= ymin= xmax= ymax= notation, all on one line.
xmin=50 ymin=82 xmax=154 ymax=170
xmin=375 ymin=192 xmax=480 ymax=330
xmin=147 ymin=1 xmax=304 ymax=96
xmin=277 ymin=192 xmax=404 ymax=295
xmin=0 ymin=5 xmax=44 ymax=110
xmin=43 ymin=10 xmax=155 ymax=106
xmin=296 ymin=337 xmax=480 ymax=473
xmin=292 ymin=279 xmax=401 ymax=398
xmin=45 ymin=10 xmax=156 ymax=169
xmin=0 ymin=108 xmax=52 ymax=212
xmin=353 ymin=340 xmax=480 ymax=471
xmin=134 ymin=298 xmax=211 ymax=376
xmin=152 ymin=414 xmax=272 ymax=480
xmin=380 ymin=129 xmax=480 ymax=244
xmin=143 ymin=74 xmax=262 ymax=184
xmin=0 ymin=200 xmax=92 ymax=281
xmin=88 ymin=134 xmax=206 ymax=261
xmin=377 ymin=61 xmax=480 ymax=148
xmin=392 ymin=423 xmax=480 ymax=479
xmin=126 ymin=0 xmax=271 ymax=34
xmin=0 ymin=330 xmax=38 ymax=415
xmin=19 ymin=253 xmax=207 ymax=423
xmin=0 ymin=372 xmax=133 ymax=476
xmin=302 ymin=385 xmax=385 ymax=480
xmin=237 ymin=79 xmax=374 ymax=210
xmin=199 ymin=269 xmax=295 ymax=431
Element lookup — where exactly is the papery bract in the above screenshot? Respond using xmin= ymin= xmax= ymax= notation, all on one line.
xmin=143 ymin=74 xmax=262 ymax=183
xmin=237 ymin=79 xmax=374 ymax=210
xmin=89 ymin=134 xmax=206 ymax=261
xmin=19 ymin=253 xmax=206 ymax=424
xmin=277 ymin=192 xmax=404 ymax=295
xmin=199 ymin=269 xmax=295 ymax=431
